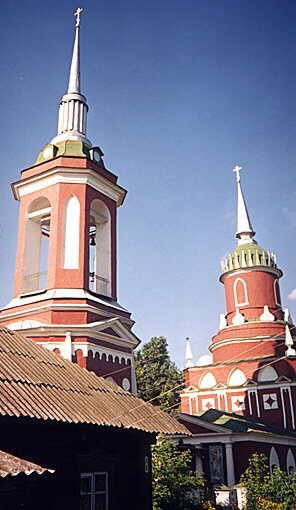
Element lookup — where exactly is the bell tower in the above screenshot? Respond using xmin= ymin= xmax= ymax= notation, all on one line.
xmin=181 ymin=167 xmax=296 ymax=429
xmin=0 ymin=9 xmax=138 ymax=393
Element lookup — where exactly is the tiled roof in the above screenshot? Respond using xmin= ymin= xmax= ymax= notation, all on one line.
xmin=184 ymin=409 xmax=296 ymax=437
xmin=0 ymin=450 xmax=54 ymax=477
xmin=0 ymin=327 xmax=188 ymax=435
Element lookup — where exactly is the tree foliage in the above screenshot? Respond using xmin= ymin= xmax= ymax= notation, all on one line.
xmin=152 ymin=436 xmax=205 ymax=510
xmin=240 ymin=453 xmax=296 ymax=510
xmin=135 ymin=336 xmax=183 ymax=411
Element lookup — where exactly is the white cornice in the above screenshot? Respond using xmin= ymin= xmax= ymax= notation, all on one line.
xmin=12 ymin=167 xmax=126 ymax=206
xmin=2 ymin=288 xmax=129 ymax=313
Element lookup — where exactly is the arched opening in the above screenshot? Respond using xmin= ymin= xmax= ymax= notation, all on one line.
xmin=287 ymin=449 xmax=296 ymax=474
xmin=23 ymin=197 xmax=51 ymax=292
xmin=63 ymin=195 xmax=80 ymax=268
xmin=269 ymin=447 xmax=280 ymax=473
xmin=234 ymin=277 xmax=248 ymax=307
xmin=228 ymin=368 xmax=247 ymax=387
xmin=274 ymin=280 xmax=281 ymax=306
xmin=258 ymin=365 xmax=278 ymax=382
xmin=88 ymin=199 xmax=111 ymax=296
xmin=199 ymin=372 xmax=217 ymax=389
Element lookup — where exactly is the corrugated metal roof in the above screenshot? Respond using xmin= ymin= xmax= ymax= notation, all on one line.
xmin=0 ymin=449 xmax=55 ymax=478
xmin=0 ymin=328 xmax=188 ymax=435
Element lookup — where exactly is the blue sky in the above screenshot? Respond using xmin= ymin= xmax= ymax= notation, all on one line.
xmin=1 ymin=0 xmax=296 ymax=368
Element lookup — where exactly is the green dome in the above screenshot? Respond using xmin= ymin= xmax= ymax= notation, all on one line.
xmin=221 ymin=242 xmax=280 ymax=275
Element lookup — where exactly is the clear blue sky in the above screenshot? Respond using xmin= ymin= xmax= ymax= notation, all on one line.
xmin=1 ymin=0 xmax=296 ymax=368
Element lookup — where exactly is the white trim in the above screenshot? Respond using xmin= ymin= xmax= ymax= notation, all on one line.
xmin=2 ymin=288 xmax=129 ymax=312
xmin=255 ymin=389 xmax=261 ymax=417
xmin=13 ymin=167 xmax=126 ymax=206
xmin=233 ymin=277 xmax=249 ymax=307
xmin=209 ymin=334 xmax=285 ymax=352
xmin=288 ymin=387 xmax=295 ymax=429
xmin=181 ymin=381 xmax=296 ymax=400
xmin=280 ymin=387 xmax=287 ymax=428
xmin=247 ymin=391 xmax=253 ymax=415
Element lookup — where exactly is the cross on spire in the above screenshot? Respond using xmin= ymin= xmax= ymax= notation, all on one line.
xmin=74 ymin=7 xmax=84 ymax=28
xmin=233 ymin=165 xmax=242 ymax=183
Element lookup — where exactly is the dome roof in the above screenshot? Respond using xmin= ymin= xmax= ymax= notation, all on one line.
xmin=220 ymin=243 xmax=282 ymax=276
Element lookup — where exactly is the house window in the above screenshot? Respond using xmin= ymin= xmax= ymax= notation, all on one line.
xmin=80 ymin=472 xmax=108 ymax=510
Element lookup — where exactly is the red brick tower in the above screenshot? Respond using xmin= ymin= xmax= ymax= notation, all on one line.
xmin=181 ymin=166 xmax=296 ymax=429
xmin=0 ymin=10 xmax=138 ymax=393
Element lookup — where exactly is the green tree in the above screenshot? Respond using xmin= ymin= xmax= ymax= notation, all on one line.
xmin=240 ymin=453 xmax=296 ymax=510
xmin=152 ymin=436 xmax=205 ymax=510
xmin=135 ymin=336 xmax=183 ymax=411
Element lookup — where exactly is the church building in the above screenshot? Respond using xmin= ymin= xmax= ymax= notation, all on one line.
xmin=176 ymin=166 xmax=296 ymax=490
xmin=0 ymin=8 xmax=138 ymax=394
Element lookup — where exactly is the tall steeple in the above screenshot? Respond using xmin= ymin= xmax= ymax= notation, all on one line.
xmin=233 ymin=165 xmax=256 ymax=245
xmin=51 ymin=8 xmax=91 ymax=147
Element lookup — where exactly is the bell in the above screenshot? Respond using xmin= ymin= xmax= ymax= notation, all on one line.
xmin=90 ymin=236 xmax=96 ymax=246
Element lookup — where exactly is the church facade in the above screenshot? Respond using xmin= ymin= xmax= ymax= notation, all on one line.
xmin=177 ymin=167 xmax=296 ymax=489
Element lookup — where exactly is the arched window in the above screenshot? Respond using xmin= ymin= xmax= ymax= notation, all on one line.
xmin=287 ymin=449 xmax=296 ymax=474
xmin=23 ymin=197 xmax=51 ymax=292
xmin=89 ymin=199 xmax=111 ymax=296
xmin=63 ymin=195 xmax=80 ymax=268
xmin=258 ymin=366 xmax=278 ymax=382
xmin=199 ymin=372 xmax=217 ymax=389
xmin=269 ymin=447 xmax=280 ymax=473
xmin=234 ymin=278 xmax=248 ymax=307
xmin=274 ymin=280 xmax=281 ymax=306
xmin=228 ymin=368 xmax=247 ymax=387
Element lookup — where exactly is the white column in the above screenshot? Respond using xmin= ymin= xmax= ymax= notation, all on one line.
xmin=225 ymin=442 xmax=235 ymax=487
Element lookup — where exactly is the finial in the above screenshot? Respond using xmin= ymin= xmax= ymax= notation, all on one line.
xmin=74 ymin=7 xmax=84 ymax=28
xmin=233 ymin=165 xmax=242 ymax=183
xmin=233 ymin=165 xmax=256 ymax=245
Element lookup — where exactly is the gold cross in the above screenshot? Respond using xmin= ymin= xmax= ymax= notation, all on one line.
xmin=233 ymin=165 xmax=242 ymax=183
xmin=74 ymin=7 xmax=84 ymax=28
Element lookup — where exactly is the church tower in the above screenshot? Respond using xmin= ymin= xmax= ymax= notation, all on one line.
xmin=0 ymin=9 xmax=138 ymax=393
xmin=181 ymin=167 xmax=296 ymax=429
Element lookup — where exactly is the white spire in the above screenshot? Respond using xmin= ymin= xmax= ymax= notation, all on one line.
xmin=51 ymin=8 xmax=92 ymax=147
xmin=233 ymin=165 xmax=256 ymax=245
xmin=68 ymin=25 xmax=81 ymax=93
xmin=185 ymin=337 xmax=194 ymax=368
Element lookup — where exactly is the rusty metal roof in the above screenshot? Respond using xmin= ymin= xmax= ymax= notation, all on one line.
xmin=0 ymin=328 xmax=188 ymax=435
xmin=0 ymin=449 xmax=55 ymax=478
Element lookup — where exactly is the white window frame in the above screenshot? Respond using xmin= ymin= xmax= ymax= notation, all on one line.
xmin=80 ymin=471 xmax=108 ymax=510
xmin=233 ymin=277 xmax=249 ymax=307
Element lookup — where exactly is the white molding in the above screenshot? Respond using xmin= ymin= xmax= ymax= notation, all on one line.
xmin=280 ymin=387 xmax=287 ymax=428
xmin=233 ymin=277 xmax=249 ymax=307
xmin=210 ymin=334 xmax=285 ymax=352
xmin=2 ymin=288 xmax=129 ymax=313
xmin=13 ymin=167 xmax=126 ymax=206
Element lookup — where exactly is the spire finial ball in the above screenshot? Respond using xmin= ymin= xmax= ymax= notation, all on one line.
xmin=233 ymin=165 xmax=242 ymax=183
xmin=74 ymin=7 xmax=84 ymax=28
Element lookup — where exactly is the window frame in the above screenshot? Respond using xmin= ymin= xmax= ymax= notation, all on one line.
xmin=80 ymin=471 xmax=108 ymax=510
